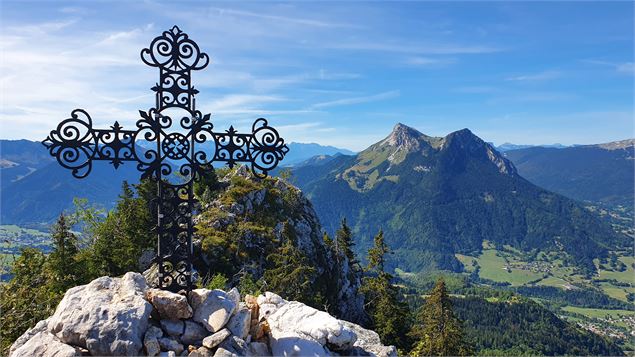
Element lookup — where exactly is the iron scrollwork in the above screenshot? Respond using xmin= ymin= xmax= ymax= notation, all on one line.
xmin=43 ymin=26 xmax=289 ymax=292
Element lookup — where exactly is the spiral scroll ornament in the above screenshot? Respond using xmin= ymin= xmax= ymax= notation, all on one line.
xmin=42 ymin=26 xmax=289 ymax=292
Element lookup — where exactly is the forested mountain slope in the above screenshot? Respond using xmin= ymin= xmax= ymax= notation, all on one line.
xmin=290 ymin=124 xmax=628 ymax=273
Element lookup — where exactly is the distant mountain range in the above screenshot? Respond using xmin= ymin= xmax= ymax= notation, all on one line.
xmin=1 ymin=140 xmax=54 ymax=189
xmin=1 ymin=133 xmax=632 ymax=276
xmin=282 ymin=143 xmax=355 ymax=166
xmin=503 ymin=140 xmax=634 ymax=207
xmin=0 ymin=139 xmax=353 ymax=225
xmin=288 ymin=124 xmax=628 ymax=273
xmin=495 ymin=143 xmax=569 ymax=152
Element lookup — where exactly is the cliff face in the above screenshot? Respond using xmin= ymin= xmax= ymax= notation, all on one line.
xmin=10 ymin=273 xmax=395 ymax=357
xmin=191 ymin=166 xmax=367 ymax=324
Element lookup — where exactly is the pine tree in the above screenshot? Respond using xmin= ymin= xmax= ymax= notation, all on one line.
xmin=323 ymin=232 xmax=333 ymax=249
xmin=0 ymin=248 xmax=56 ymax=354
xmin=361 ymin=230 xmax=412 ymax=350
xmin=410 ymin=278 xmax=473 ymax=356
xmin=89 ymin=181 xmax=155 ymax=276
xmin=47 ymin=214 xmax=81 ymax=293
xmin=264 ymin=222 xmax=318 ymax=305
xmin=335 ymin=218 xmax=357 ymax=266
xmin=194 ymin=165 xmax=220 ymax=200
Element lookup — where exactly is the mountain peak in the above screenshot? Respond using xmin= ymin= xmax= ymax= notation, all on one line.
xmin=384 ymin=123 xmax=426 ymax=149
xmin=443 ymin=128 xmax=485 ymax=150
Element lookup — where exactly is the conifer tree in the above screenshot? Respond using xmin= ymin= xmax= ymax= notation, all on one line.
xmin=47 ymin=214 xmax=81 ymax=292
xmin=323 ymin=232 xmax=334 ymax=249
xmin=0 ymin=248 xmax=55 ymax=354
xmin=335 ymin=218 xmax=358 ymax=266
xmin=361 ymin=230 xmax=412 ymax=350
xmin=264 ymin=222 xmax=318 ymax=305
xmin=194 ymin=165 xmax=220 ymax=201
xmin=89 ymin=181 xmax=154 ymax=276
xmin=410 ymin=278 xmax=473 ymax=356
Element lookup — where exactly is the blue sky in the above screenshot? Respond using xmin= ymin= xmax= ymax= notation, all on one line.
xmin=0 ymin=1 xmax=632 ymax=151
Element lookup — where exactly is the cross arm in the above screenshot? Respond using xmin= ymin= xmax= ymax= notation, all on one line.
xmin=207 ymin=118 xmax=289 ymax=178
xmin=42 ymin=109 xmax=139 ymax=178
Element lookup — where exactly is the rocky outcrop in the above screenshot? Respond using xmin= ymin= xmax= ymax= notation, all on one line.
xmin=193 ymin=167 xmax=368 ymax=325
xmin=10 ymin=274 xmax=395 ymax=357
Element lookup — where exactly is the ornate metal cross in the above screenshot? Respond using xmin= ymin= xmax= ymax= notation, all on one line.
xmin=43 ymin=26 xmax=289 ymax=292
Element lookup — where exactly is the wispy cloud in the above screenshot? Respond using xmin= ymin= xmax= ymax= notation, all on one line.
xmin=584 ymin=60 xmax=634 ymax=74
xmin=616 ymin=62 xmax=634 ymax=74
xmin=209 ymin=7 xmax=361 ymax=29
xmin=310 ymin=90 xmax=400 ymax=109
xmin=506 ymin=70 xmax=560 ymax=82
xmin=326 ymin=41 xmax=501 ymax=55
xmin=404 ymin=56 xmax=457 ymax=66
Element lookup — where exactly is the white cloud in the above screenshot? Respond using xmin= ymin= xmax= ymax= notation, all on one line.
xmin=505 ymin=70 xmax=560 ymax=82
xmin=310 ymin=90 xmax=400 ymax=109
xmin=404 ymin=56 xmax=457 ymax=66
xmin=583 ymin=59 xmax=634 ymax=74
xmin=326 ymin=41 xmax=501 ymax=55
xmin=208 ymin=7 xmax=360 ymax=29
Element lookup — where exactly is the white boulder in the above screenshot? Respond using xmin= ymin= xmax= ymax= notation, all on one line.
xmin=227 ymin=307 xmax=251 ymax=339
xmin=202 ymin=328 xmax=231 ymax=349
xmin=47 ymin=272 xmax=153 ymax=356
xmin=147 ymin=289 xmax=193 ymax=320
xmin=264 ymin=300 xmax=357 ymax=355
xmin=9 ymin=330 xmax=79 ymax=357
xmin=189 ymin=289 xmax=236 ymax=333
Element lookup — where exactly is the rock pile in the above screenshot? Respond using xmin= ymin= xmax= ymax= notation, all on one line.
xmin=9 ymin=273 xmax=396 ymax=357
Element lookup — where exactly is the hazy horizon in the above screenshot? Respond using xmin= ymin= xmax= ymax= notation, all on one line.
xmin=1 ymin=1 xmax=633 ymax=151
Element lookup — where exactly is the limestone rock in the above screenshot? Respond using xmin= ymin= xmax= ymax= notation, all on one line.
xmin=227 ymin=287 xmax=241 ymax=312
xmin=47 ymin=272 xmax=153 ymax=356
xmin=341 ymin=321 xmax=398 ymax=357
xmin=202 ymin=328 xmax=231 ymax=349
xmin=265 ymin=300 xmax=357 ymax=355
xmin=9 ymin=319 xmax=49 ymax=356
xmin=256 ymin=292 xmax=284 ymax=306
xmin=147 ymin=289 xmax=193 ymax=320
xmin=213 ymin=347 xmax=237 ymax=357
xmin=247 ymin=341 xmax=270 ymax=356
xmin=144 ymin=264 xmax=161 ymax=289
xmin=161 ymin=319 xmax=184 ymax=337
xmin=269 ymin=332 xmax=328 ymax=357
xmin=219 ymin=335 xmax=248 ymax=356
xmin=9 ymin=331 xmax=79 ymax=357
xmin=159 ymin=336 xmax=184 ymax=354
xmin=144 ymin=326 xmax=163 ymax=356
xmin=258 ymin=303 xmax=278 ymax=321
xmin=227 ymin=307 xmax=251 ymax=339
xmin=9 ymin=273 xmax=394 ymax=357
xmin=188 ymin=346 xmax=212 ymax=357
xmin=181 ymin=320 xmax=208 ymax=346
xmin=189 ymin=289 xmax=236 ymax=332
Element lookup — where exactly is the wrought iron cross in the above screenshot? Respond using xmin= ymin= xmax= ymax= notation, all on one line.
xmin=43 ymin=26 xmax=289 ymax=292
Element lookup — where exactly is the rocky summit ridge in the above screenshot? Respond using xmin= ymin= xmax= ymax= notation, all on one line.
xmin=10 ymin=272 xmax=395 ymax=357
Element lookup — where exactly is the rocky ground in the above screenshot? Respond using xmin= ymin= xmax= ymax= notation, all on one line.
xmin=9 ymin=272 xmax=396 ymax=357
